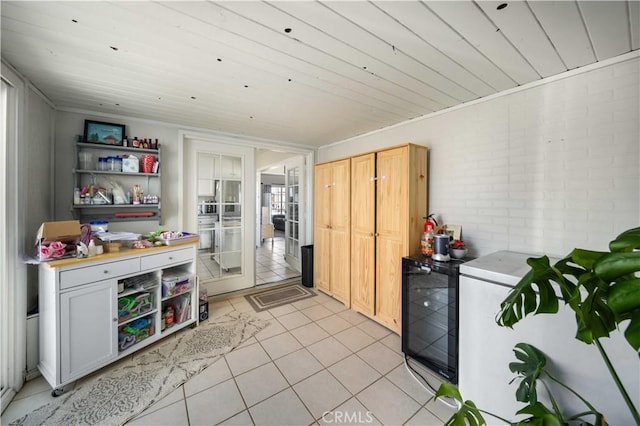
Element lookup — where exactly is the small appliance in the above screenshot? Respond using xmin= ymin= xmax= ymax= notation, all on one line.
xmin=432 ymin=234 xmax=450 ymax=262
xmin=402 ymin=256 xmax=466 ymax=383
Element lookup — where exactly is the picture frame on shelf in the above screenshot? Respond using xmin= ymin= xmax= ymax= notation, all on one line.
xmin=83 ymin=120 xmax=125 ymax=146
xmin=444 ymin=224 xmax=461 ymax=241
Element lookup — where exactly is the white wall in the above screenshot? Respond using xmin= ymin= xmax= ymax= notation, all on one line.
xmin=319 ymin=55 xmax=640 ymax=258
xmin=25 ymin=88 xmax=55 ymax=311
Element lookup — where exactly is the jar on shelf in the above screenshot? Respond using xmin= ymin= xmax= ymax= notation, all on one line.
xmin=97 ymin=157 xmax=108 ymax=171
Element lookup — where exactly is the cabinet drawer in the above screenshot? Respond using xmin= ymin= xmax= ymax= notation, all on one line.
xmin=60 ymin=258 xmax=140 ymax=290
xmin=141 ymin=247 xmax=193 ymax=271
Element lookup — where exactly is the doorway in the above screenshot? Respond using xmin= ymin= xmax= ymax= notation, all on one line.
xmin=256 ymin=154 xmax=307 ymax=285
xmin=180 ymin=133 xmax=314 ymax=296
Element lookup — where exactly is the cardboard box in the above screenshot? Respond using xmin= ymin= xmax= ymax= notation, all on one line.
xmin=36 ymin=220 xmax=81 ymax=261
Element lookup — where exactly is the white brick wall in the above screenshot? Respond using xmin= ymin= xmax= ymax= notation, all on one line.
xmin=319 ymin=56 xmax=639 ymax=258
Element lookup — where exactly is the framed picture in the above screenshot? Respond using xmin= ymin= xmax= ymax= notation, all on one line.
xmin=83 ymin=120 xmax=125 ymax=146
xmin=444 ymin=224 xmax=462 ymax=241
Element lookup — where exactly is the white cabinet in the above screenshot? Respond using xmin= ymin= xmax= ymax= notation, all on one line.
xmin=38 ymin=244 xmax=198 ymax=393
xmin=59 ymin=280 xmax=117 ymax=383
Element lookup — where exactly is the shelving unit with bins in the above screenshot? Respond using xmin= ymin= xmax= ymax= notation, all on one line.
xmin=38 ymin=243 xmax=198 ymax=394
xmin=72 ymin=142 xmax=162 ymax=224
xmin=117 ymin=273 xmax=159 ymax=353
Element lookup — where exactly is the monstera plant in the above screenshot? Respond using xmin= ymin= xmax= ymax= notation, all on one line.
xmin=436 ymin=226 xmax=640 ymax=425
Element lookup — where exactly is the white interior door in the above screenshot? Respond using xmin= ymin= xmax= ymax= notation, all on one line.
xmin=184 ymin=138 xmax=255 ymax=296
xmin=284 ymin=156 xmax=305 ymax=271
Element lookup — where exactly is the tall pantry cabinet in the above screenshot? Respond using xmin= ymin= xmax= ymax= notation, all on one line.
xmin=350 ymin=144 xmax=427 ymax=333
xmin=313 ymin=159 xmax=350 ymax=305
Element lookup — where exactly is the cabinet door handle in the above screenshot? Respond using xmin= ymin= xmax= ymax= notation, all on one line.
xmin=169 ymin=256 xmax=173 ymax=260
xmin=103 ymin=270 xmax=109 ymax=274
xmin=369 ymin=177 xmax=377 ymax=182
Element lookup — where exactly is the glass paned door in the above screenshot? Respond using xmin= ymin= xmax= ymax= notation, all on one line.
xmin=196 ymin=150 xmax=251 ymax=295
xmin=285 ymin=163 xmax=302 ymax=271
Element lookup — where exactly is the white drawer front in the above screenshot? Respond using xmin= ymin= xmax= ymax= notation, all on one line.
xmin=60 ymin=258 xmax=140 ymax=290
xmin=141 ymin=247 xmax=193 ymax=271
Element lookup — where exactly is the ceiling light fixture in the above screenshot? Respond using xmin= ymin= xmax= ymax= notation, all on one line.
xmin=497 ymin=3 xmax=508 ymax=10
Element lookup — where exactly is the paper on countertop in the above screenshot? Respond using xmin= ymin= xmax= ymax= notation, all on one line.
xmin=95 ymin=232 xmax=141 ymax=242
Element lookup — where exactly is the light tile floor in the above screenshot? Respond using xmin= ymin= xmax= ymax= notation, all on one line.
xmin=2 ymin=290 xmax=456 ymax=425
xmin=198 ymin=231 xmax=299 ymax=286
xmin=255 ymin=231 xmax=300 ymax=285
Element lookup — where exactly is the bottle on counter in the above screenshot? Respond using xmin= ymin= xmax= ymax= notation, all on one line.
xmin=132 ymin=137 xmax=140 ymax=148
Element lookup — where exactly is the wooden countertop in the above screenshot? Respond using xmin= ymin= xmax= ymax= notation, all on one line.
xmin=42 ymin=241 xmax=198 ymax=268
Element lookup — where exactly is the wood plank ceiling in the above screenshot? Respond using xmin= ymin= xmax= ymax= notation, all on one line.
xmin=1 ymin=1 xmax=638 ymax=147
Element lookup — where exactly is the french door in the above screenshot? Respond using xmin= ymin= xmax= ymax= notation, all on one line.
xmin=284 ymin=157 xmax=305 ymax=271
xmin=184 ymin=138 xmax=255 ymax=296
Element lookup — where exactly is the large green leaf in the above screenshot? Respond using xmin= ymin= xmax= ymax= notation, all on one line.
xmin=623 ymin=310 xmax=640 ymax=351
xmin=594 ymin=252 xmax=640 ymax=282
xmin=435 ymin=383 xmax=486 ymax=426
xmin=508 ymin=343 xmax=547 ymax=404
xmin=610 ymin=235 xmax=640 ymax=252
xmin=497 ymin=257 xmax=562 ymax=328
xmin=514 ymin=402 xmax=563 ymax=426
xmin=607 ymin=279 xmax=640 ymax=316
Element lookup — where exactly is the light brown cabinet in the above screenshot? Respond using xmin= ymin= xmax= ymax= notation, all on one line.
xmin=313 ymin=159 xmax=350 ymax=306
xmin=350 ymin=144 xmax=427 ymax=333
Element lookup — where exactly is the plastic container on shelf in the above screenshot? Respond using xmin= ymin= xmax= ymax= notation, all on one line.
xmin=78 ymin=152 xmax=93 ymax=170
xmin=97 ymin=157 xmax=108 ymax=171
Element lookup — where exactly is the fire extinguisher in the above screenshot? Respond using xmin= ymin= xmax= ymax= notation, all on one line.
xmin=421 ymin=214 xmax=438 ymax=256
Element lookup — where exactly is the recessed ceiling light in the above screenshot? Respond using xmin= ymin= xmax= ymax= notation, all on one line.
xmin=497 ymin=3 xmax=508 ymax=10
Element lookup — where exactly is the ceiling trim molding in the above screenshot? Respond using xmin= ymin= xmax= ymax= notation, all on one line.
xmin=321 ymin=50 xmax=640 ymax=150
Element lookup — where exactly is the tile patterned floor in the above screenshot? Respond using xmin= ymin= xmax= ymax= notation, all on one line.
xmin=2 ymin=290 xmax=456 ymax=425
xmin=198 ymin=231 xmax=299 ymax=285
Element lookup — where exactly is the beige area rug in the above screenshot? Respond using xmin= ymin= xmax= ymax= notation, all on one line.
xmin=11 ymin=311 xmax=268 ymax=426
xmin=245 ymin=283 xmax=316 ymax=312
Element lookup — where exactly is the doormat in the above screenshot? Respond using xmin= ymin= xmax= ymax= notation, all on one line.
xmin=10 ymin=311 xmax=268 ymax=426
xmin=245 ymin=283 xmax=316 ymax=312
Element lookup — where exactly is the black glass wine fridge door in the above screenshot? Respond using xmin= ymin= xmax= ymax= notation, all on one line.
xmin=402 ymin=257 xmax=459 ymax=384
